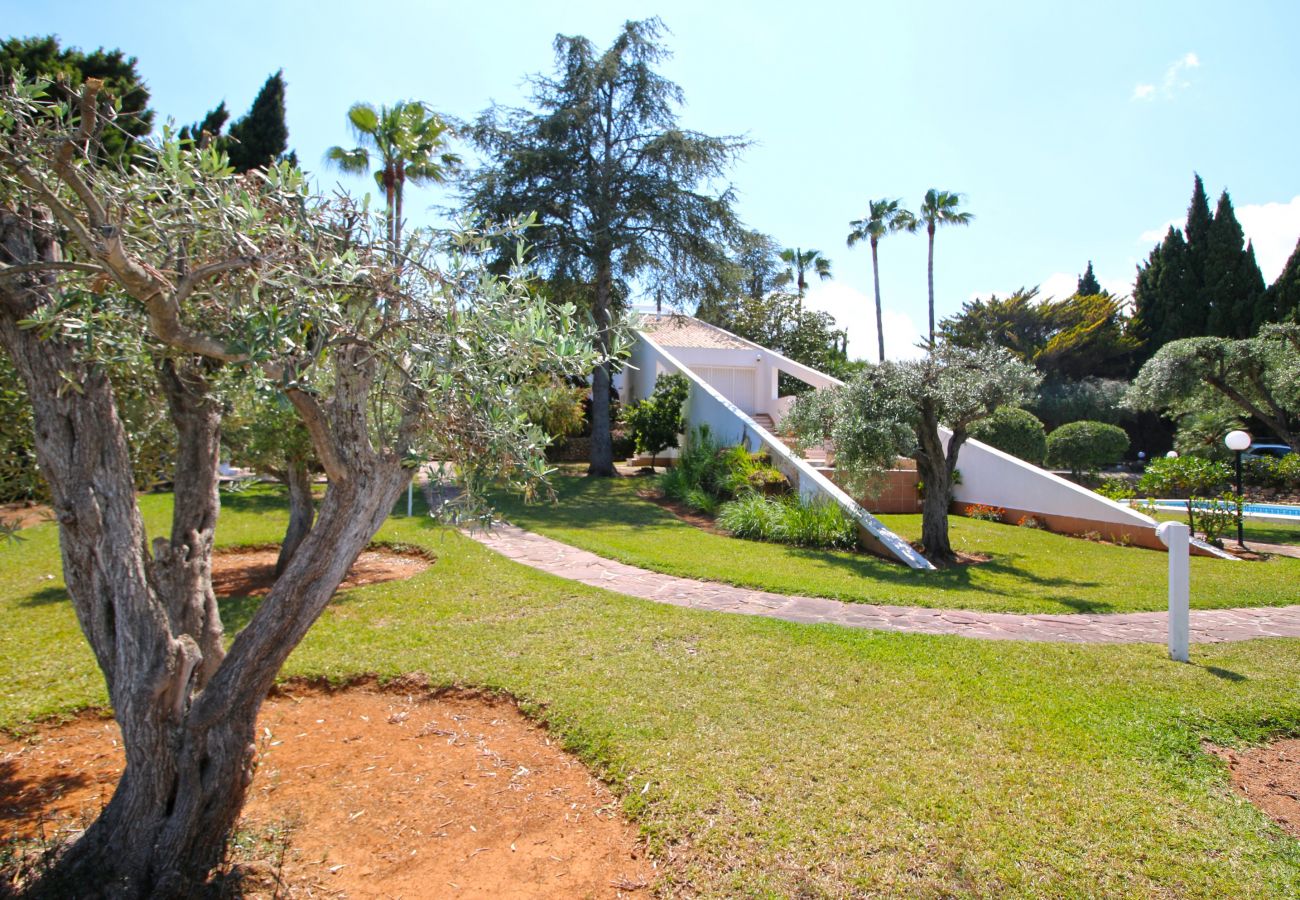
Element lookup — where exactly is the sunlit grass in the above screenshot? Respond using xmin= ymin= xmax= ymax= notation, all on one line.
xmin=492 ymin=475 xmax=1300 ymax=615
xmin=3 ymin=485 xmax=1299 ymax=897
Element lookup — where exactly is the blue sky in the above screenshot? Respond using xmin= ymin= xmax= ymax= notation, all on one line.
xmin=6 ymin=0 xmax=1299 ymax=359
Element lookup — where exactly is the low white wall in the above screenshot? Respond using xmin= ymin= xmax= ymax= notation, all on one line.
xmin=945 ymin=429 xmax=1157 ymax=530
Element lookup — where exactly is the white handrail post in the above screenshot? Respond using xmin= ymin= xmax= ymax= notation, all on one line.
xmin=407 ymin=480 xmax=414 ymax=517
xmin=1156 ymin=521 xmax=1190 ymax=662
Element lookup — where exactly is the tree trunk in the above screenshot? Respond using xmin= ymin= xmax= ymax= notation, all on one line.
xmin=2 ymin=208 xmax=414 ymax=896
xmin=926 ymin=224 xmax=936 ymax=348
xmin=275 ymin=458 xmax=316 ymax=577
xmin=871 ymin=238 xmax=885 ymax=363
xmin=588 ymin=249 xmax=615 ymax=477
xmin=914 ymin=406 xmax=959 ymax=563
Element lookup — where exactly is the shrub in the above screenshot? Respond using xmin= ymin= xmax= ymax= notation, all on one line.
xmin=624 ymin=373 xmax=689 ymax=466
xmin=1196 ymin=493 xmax=1242 ymax=546
xmin=657 ymin=426 xmax=787 ymax=508
xmin=970 ymin=407 xmax=1047 ymax=465
xmin=520 ymin=376 xmax=588 ymax=442
xmin=1093 ymin=478 xmax=1135 ymax=502
xmin=717 ymin=493 xmax=856 ymax=549
xmin=1046 ymin=420 xmax=1130 ymax=477
xmin=1138 ymin=455 xmax=1234 ymax=533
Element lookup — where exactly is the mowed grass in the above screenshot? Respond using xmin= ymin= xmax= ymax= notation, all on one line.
xmin=493 ymin=475 xmax=1300 ymax=615
xmin=1152 ymin=508 xmax=1300 ymax=547
xmin=3 ymin=486 xmax=1300 ymax=897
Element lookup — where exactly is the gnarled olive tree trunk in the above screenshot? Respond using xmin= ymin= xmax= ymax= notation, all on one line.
xmin=274 ymin=457 xmax=316 ymax=577
xmin=1 ymin=208 xmax=411 ymax=898
xmin=915 ymin=402 xmax=965 ymax=564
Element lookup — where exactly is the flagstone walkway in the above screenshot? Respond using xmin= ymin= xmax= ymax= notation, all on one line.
xmin=468 ymin=523 xmax=1300 ymax=645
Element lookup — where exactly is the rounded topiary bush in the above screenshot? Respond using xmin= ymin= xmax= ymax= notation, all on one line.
xmin=970 ymin=407 xmax=1047 ymax=465
xmin=1046 ymin=420 xmax=1130 ymax=476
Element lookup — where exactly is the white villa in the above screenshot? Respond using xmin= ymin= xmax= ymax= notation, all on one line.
xmin=621 ymin=314 xmax=1177 ymax=570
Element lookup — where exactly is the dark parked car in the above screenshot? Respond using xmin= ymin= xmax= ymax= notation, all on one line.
xmin=1243 ymin=443 xmax=1293 ymax=461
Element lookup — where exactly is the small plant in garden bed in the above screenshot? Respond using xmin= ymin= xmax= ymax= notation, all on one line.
xmin=963 ymin=503 xmax=1006 ymax=522
xmin=658 ymin=426 xmax=788 ymax=515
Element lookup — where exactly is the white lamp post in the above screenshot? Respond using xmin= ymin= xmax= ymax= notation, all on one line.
xmin=1224 ymin=429 xmax=1252 ymax=549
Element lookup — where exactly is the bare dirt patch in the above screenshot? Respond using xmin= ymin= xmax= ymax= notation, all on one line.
xmin=211 ymin=546 xmax=433 ymax=598
xmin=1208 ymin=737 xmax=1300 ymax=840
xmin=0 ymin=501 xmax=52 ymax=530
xmin=634 ymin=488 xmax=729 ymax=536
xmin=1 ymin=681 xmax=654 ymax=898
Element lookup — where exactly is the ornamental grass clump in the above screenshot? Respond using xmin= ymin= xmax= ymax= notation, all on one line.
xmin=717 ymin=493 xmax=856 ymax=549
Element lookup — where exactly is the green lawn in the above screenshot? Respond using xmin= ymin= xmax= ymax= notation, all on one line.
xmin=3 ymin=486 xmax=1300 ymax=897
xmin=492 ymin=475 xmax=1300 ymax=615
xmin=1152 ymin=508 xmax=1300 ymax=547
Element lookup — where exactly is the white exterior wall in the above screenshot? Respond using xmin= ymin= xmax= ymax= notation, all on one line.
xmin=944 ymin=428 xmax=1159 ymax=532
xmin=637 ymin=333 xmax=934 ymax=570
xmin=631 ymin=318 xmax=1186 ymax=560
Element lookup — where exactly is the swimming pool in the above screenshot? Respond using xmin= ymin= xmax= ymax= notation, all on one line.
xmin=1146 ymin=499 xmax=1300 ymax=520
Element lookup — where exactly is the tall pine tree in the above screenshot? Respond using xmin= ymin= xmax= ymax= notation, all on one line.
xmin=0 ymin=35 xmax=153 ymax=164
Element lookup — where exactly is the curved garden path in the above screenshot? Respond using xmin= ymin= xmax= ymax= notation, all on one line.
xmin=469 ymin=523 xmax=1300 ymax=644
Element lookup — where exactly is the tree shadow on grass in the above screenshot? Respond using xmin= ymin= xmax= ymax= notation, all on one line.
xmin=16 ymin=586 xmax=68 ymax=607
xmin=218 ymin=488 xmax=290 ymax=515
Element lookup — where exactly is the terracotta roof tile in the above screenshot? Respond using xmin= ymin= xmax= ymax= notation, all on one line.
xmin=638 ymin=314 xmax=752 ymax=349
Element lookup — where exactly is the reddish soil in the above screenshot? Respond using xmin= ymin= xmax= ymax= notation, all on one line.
xmin=1 ymin=681 xmax=654 ymax=898
xmin=0 ymin=501 xmax=52 ymax=530
xmin=634 ymin=488 xmax=729 ymax=536
xmin=210 ymin=546 xmax=432 ymax=598
xmin=1209 ymin=738 xmax=1300 ymax=840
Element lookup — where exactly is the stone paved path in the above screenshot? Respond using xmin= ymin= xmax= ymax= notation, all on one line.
xmin=468 ymin=523 xmax=1300 ymax=644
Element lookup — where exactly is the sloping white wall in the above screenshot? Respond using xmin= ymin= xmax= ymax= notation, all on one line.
xmin=945 ymin=430 xmax=1159 ymax=532
xmin=636 ymin=332 xmax=934 ymax=570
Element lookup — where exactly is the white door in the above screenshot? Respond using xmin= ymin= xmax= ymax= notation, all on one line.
xmin=693 ymin=366 xmax=756 ymax=413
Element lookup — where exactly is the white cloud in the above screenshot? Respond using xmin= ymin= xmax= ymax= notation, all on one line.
xmin=1238 ymin=195 xmax=1300 ymax=283
xmin=1136 ymin=196 xmax=1300 ymax=284
xmin=1139 ymin=219 xmax=1180 ymax=244
xmin=802 ymin=281 xmax=927 ymax=362
xmin=1133 ymin=51 xmax=1199 ymax=101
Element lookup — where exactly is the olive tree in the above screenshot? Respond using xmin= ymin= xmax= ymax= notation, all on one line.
xmin=789 ymin=345 xmax=1039 ymax=563
xmin=1126 ymin=327 xmax=1300 ymax=452
xmin=0 ymin=78 xmax=600 ymax=896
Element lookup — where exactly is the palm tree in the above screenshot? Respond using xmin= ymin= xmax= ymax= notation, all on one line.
xmin=917 ymin=189 xmax=973 ymax=346
xmin=325 ymin=101 xmax=459 ymax=257
xmin=778 ymin=247 xmax=832 ymax=317
xmin=847 ymin=199 xmax=917 ymax=362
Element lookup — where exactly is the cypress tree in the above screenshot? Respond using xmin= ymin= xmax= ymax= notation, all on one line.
xmin=1181 ymin=173 xmax=1213 ymax=333
xmin=226 ymin=70 xmax=289 ymax=173
xmin=1203 ymin=190 xmax=1265 ymax=337
xmin=1077 ymin=260 xmax=1102 ymax=295
xmin=179 ymin=101 xmax=229 ymax=147
xmin=1266 ymin=238 xmax=1300 ymax=323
